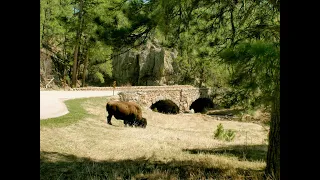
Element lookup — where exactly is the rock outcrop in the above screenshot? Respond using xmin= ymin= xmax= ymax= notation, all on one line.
xmin=112 ymin=40 xmax=178 ymax=86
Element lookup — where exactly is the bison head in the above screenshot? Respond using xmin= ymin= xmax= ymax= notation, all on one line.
xmin=134 ymin=118 xmax=147 ymax=128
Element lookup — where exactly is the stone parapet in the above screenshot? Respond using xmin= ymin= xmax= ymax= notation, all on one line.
xmin=117 ymin=86 xmax=211 ymax=113
xmin=40 ymin=85 xmax=212 ymax=113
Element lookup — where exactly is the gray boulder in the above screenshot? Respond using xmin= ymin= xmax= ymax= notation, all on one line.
xmin=112 ymin=40 xmax=177 ymax=86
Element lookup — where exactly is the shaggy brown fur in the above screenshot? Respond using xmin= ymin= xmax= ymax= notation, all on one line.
xmin=150 ymin=99 xmax=180 ymax=114
xmin=106 ymin=101 xmax=147 ymax=128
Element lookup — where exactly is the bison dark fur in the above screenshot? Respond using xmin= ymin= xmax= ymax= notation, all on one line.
xmin=150 ymin=99 xmax=180 ymax=114
xmin=190 ymin=98 xmax=215 ymax=113
xmin=106 ymin=101 xmax=147 ymax=128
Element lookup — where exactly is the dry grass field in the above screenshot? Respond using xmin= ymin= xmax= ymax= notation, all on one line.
xmin=40 ymin=96 xmax=270 ymax=180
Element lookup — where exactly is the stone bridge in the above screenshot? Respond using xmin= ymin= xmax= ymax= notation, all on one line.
xmin=72 ymin=85 xmax=212 ymax=112
xmin=117 ymin=85 xmax=211 ymax=112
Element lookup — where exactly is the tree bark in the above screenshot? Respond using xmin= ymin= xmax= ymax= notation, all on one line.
xmin=265 ymin=88 xmax=280 ymax=179
xmin=82 ymin=50 xmax=89 ymax=87
xmin=63 ymin=68 xmax=66 ymax=89
xmin=71 ymin=0 xmax=83 ymax=88
xmin=230 ymin=7 xmax=236 ymax=47
xmin=63 ymin=33 xmax=67 ymax=89
xmin=76 ymin=45 xmax=82 ymax=80
xmin=40 ymin=0 xmax=49 ymax=48
xmin=72 ymin=43 xmax=80 ymax=87
xmin=40 ymin=11 xmax=46 ymax=48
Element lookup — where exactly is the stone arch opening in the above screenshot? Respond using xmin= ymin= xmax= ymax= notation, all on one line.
xmin=189 ymin=97 xmax=215 ymax=113
xmin=150 ymin=99 xmax=180 ymax=114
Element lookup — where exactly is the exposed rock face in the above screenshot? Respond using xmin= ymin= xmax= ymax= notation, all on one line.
xmin=112 ymin=40 xmax=178 ymax=86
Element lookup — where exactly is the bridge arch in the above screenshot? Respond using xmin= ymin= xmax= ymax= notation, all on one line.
xmin=118 ymin=86 xmax=211 ymax=112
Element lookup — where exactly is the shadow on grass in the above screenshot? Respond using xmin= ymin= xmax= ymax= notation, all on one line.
xmin=183 ymin=144 xmax=267 ymax=162
xmin=40 ymin=151 xmax=265 ymax=180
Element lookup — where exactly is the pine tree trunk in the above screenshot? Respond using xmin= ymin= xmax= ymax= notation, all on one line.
xmin=82 ymin=51 xmax=89 ymax=87
xmin=40 ymin=0 xmax=49 ymax=48
xmin=76 ymin=45 xmax=82 ymax=81
xmin=40 ymin=12 xmax=46 ymax=48
xmin=230 ymin=8 xmax=236 ymax=46
xmin=63 ymin=68 xmax=66 ymax=90
xmin=265 ymin=89 xmax=280 ymax=179
xmin=72 ymin=42 xmax=80 ymax=88
xmin=63 ymin=33 xmax=67 ymax=89
xmin=71 ymin=0 xmax=83 ymax=88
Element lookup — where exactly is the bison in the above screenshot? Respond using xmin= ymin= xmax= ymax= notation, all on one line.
xmin=106 ymin=101 xmax=147 ymax=128
xmin=150 ymin=99 xmax=180 ymax=114
xmin=190 ymin=98 xmax=215 ymax=113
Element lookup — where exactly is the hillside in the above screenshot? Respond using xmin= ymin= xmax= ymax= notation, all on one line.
xmin=40 ymin=96 xmax=270 ymax=179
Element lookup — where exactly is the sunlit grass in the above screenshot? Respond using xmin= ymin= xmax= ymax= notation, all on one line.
xmin=40 ymin=97 xmax=107 ymax=128
xmin=40 ymin=96 xmax=269 ymax=179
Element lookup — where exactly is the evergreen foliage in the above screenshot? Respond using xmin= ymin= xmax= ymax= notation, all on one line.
xmin=40 ymin=0 xmax=280 ymax=178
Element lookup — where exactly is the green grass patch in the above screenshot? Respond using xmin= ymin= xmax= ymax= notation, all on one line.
xmin=40 ymin=97 xmax=106 ymax=128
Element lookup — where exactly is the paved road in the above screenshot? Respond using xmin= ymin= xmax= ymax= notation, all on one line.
xmin=40 ymin=91 xmax=120 ymax=120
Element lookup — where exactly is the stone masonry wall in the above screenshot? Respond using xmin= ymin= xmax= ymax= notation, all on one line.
xmin=117 ymin=86 xmax=211 ymax=113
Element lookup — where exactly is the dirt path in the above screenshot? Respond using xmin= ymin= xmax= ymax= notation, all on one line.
xmin=40 ymin=90 xmax=119 ymax=120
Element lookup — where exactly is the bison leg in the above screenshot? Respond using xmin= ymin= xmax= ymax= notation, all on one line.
xmin=129 ymin=122 xmax=134 ymax=127
xmin=133 ymin=120 xmax=138 ymax=127
xmin=123 ymin=120 xmax=129 ymax=127
xmin=107 ymin=114 xmax=112 ymax=125
xmin=129 ymin=120 xmax=135 ymax=127
xmin=124 ymin=119 xmax=134 ymax=127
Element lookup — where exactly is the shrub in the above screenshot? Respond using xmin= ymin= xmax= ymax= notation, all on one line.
xmin=65 ymin=75 xmax=71 ymax=85
xmin=214 ymin=123 xmax=236 ymax=142
xmin=93 ymin=72 xmax=105 ymax=83
xmin=214 ymin=123 xmax=225 ymax=139
xmin=224 ymin=129 xmax=236 ymax=141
